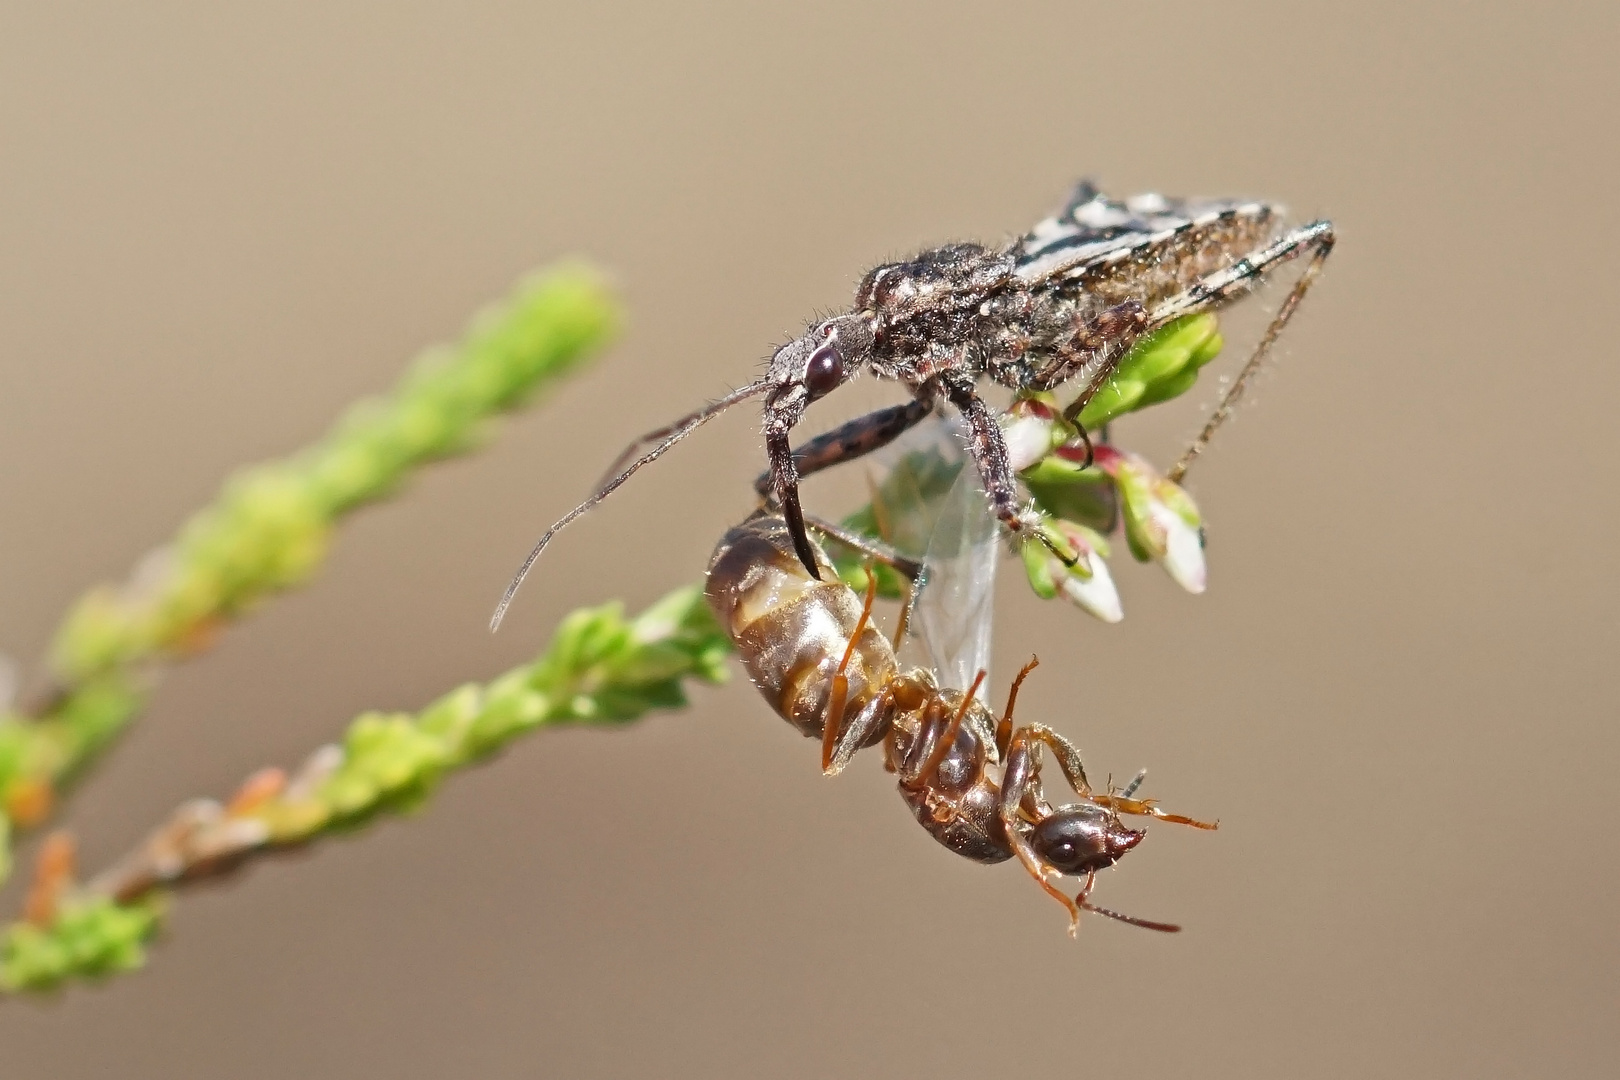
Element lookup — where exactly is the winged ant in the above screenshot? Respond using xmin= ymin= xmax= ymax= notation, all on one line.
xmin=705 ymin=510 xmax=1216 ymax=934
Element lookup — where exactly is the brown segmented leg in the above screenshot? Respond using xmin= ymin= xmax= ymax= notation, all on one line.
xmin=753 ymin=398 xmax=937 ymax=499
xmin=821 ymin=571 xmax=880 ymax=773
xmin=1158 ymin=222 xmax=1336 ymax=482
xmin=897 ymin=697 xmax=950 ymax=788
xmin=996 ymin=656 xmax=1042 ymax=758
xmin=1021 ymin=724 xmax=1093 ymax=799
xmin=910 ymin=671 xmax=985 ymax=788
xmin=1087 ymin=793 xmax=1219 ymax=831
xmin=825 ymin=684 xmax=897 ymax=777
xmin=998 ymin=732 xmax=1082 ymax=934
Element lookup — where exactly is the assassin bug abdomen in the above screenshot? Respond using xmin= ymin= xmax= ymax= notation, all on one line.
xmin=705 ymin=512 xmax=1217 ymax=934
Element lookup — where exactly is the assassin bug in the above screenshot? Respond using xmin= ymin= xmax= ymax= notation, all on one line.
xmin=704 ymin=512 xmax=1216 ymax=933
xmin=493 ymin=180 xmax=1333 ymax=627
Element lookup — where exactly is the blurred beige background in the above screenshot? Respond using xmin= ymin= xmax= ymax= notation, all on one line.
xmin=1 ymin=2 xmax=1616 ymax=1077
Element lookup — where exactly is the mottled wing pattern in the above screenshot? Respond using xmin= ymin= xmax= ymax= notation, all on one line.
xmin=1013 ymin=180 xmax=1275 ymax=286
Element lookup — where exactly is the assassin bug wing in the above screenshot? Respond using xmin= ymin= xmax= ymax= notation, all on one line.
xmin=1013 ymin=180 xmax=1279 ymax=288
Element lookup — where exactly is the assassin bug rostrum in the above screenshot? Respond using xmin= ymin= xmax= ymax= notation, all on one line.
xmin=704 ymin=510 xmax=1217 ymax=934
xmin=492 ymin=180 xmax=1333 ymax=628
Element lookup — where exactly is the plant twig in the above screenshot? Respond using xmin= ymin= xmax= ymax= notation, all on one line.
xmin=0 ymin=263 xmax=622 ymax=878
xmin=0 ymin=584 xmax=730 ymax=994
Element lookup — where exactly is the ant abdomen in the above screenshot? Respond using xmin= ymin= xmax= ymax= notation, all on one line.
xmin=706 ymin=515 xmax=896 ymax=742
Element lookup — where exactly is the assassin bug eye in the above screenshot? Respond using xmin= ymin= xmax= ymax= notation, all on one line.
xmin=804 ymin=342 xmax=844 ymax=398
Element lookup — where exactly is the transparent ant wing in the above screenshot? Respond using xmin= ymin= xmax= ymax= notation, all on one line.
xmin=865 ymin=415 xmax=998 ymax=701
xmin=917 ymin=438 xmax=997 ymax=701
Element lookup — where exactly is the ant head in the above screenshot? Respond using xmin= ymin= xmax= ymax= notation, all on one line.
xmin=764 ymin=314 xmax=875 ymax=415
xmin=1030 ymin=804 xmax=1144 ymax=876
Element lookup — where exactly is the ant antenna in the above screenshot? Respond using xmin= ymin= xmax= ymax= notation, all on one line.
xmin=1080 ymin=899 xmax=1181 ymax=934
xmin=1073 ymin=867 xmax=1181 ymax=933
xmin=490 ymin=378 xmax=771 ymax=631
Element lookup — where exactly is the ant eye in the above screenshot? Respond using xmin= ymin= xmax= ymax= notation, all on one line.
xmin=804 ymin=342 xmax=844 ymax=398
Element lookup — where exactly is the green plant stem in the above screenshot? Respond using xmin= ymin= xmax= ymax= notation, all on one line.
xmin=0 ymin=263 xmax=621 ymax=882
xmin=0 ymin=584 xmax=730 ymax=994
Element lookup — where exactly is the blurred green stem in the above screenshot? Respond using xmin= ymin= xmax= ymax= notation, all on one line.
xmin=0 ymin=263 xmax=621 ymax=880
xmin=0 ymin=585 xmax=730 ymax=994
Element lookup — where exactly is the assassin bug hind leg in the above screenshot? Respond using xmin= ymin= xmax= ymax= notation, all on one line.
xmin=1158 ymin=221 xmax=1336 ymax=483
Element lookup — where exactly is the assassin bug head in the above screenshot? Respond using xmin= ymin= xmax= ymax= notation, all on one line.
xmin=763 ymin=313 xmax=876 ymax=404
xmin=761 ymin=313 xmax=878 ymax=579
xmin=493 ymin=313 xmax=875 ymax=631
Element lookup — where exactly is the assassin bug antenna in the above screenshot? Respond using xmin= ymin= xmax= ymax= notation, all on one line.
xmin=490 ymin=378 xmax=772 ymax=631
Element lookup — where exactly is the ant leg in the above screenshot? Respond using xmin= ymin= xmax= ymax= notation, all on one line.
xmin=896 ymin=695 xmax=952 ymax=788
xmin=996 ymin=656 xmax=1041 ymax=758
xmin=911 ymin=671 xmax=986 ymax=785
xmin=857 ymin=467 xmax=920 ymax=652
xmin=825 ymin=684 xmax=897 ymax=777
xmin=821 ymin=570 xmax=880 ymax=773
xmin=1151 ymin=222 xmax=1336 ymax=482
xmin=998 ymin=733 xmax=1083 ymax=934
xmin=1019 ymin=724 xmax=1094 ymax=799
xmin=890 ymin=577 xmax=917 ymax=653
xmin=1087 ymin=792 xmax=1219 ymax=831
